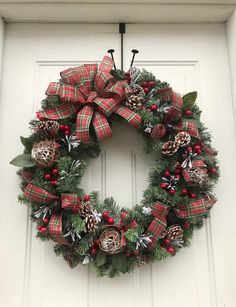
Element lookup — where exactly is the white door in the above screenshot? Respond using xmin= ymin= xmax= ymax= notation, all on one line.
xmin=0 ymin=23 xmax=235 ymax=307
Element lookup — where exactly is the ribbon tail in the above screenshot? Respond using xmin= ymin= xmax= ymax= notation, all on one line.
xmin=165 ymin=92 xmax=183 ymax=122
xmin=92 ymin=112 xmax=112 ymax=141
xmin=23 ymin=182 xmax=57 ymax=204
xmin=175 ymin=198 xmax=216 ymax=219
xmin=38 ymin=103 xmax=80 ymax=120
xmin=114 ymin=104 xmax=142 ymax=129
xmin=48 ymin=213 xmax=69 ymax=245
xmin=76 ymin=105 xmax=94 ymax=144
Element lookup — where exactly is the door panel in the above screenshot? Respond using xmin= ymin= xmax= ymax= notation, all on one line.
xmin=0 ymin=23 xmax=235 ymax=307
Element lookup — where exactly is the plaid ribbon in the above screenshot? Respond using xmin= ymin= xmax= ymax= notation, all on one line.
xmin=150 ymin=123 xmax=166 ymax=139
xmin=48 ymin=213 xmax=68 ymax=245
xmin=61 ymin=193 xmax=80 ymax=210
xmin=23 ymin=182 xmax=58 ymax=204
xmin=182 ymin=160 xmax=207 ymax=182
xmin=174 ymin=121 xmax=200 ymax=139
xmin=38 ymin=56 xmax=142 ymax=143
xmin=118 ymin=211 xmax=138 ymax=247
xmin=199 ymin=141 xmax=215 ymax=157
xmin=21 ymin=170 xmax=34 ymax=182
xmin=147 ymin=198 xmax=215 ymax=250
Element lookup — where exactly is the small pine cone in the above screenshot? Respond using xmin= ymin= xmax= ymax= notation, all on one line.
xmin=84 ymin=215 xmax=98 ymax=233
xmin=162 ymin=141 xmax=180 ymax=156
xmin=131 ymin=84 xmax=145 ymax=97
xmin=35 ymin=120 xmax=59 ymax=137
xmin=167 ymin=224 xmax=184 ymax=241
xmin=79 ymin=203 xmax=93 ymax=217
xmin=126 ymin=95 xmax=143 ymax=111
xmin=175 ymin=131 xmax=191 ymax=147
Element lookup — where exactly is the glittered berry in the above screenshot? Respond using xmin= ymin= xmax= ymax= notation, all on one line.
xmin=187 ymin=146 xmax=193 ymax=153
xmin=94 ymin=239 xmax=100 ymax=247
xmin=37 ymin=225 xmax=42 ymax=231
xmin=42 ymin=218 xmax=49 ymax=224
xmin=164 ymin=170 xmax=171 ymax=177
xmin=59 ymin=124 xmax=65 ymax=130
xmin=194 ymin=145 xmax=201 ymax=152
xmin=150 ymin=104 xmax=158 ymax=111
xmin=148 ymin=81 xmax=155 ymax=87
xmin=183 ymin=222 xmax=190 ymax=229
xmin=210 ymin=167 xmax=217 ymax=174
xmin=169 ymin=188 xmax=175 ymax=195
xmin=175 ymin=168 xmax=180 ymax=175
xmin=125 ymin=252 xmax=131 ymax=258
xmin=51 ymin=180 xmax=58 ymax=186
xmin=175 ymin=174 xmax=180 ymax=179
xmin=90 ymin=248 xmax=97 ymax=255
xmin=133 ymin=250 xmax=139 ymax=257
xmin=102 ymin=211 xmax=109 ymax=218
xmin=107 ymin=217 xmax=114 ymax=225
xmin=52 ymin=168 xmax=59 ymax=175
xmin=44 ymin=174 xmax=51 ymax=180
xmin=142 ymin=81 xmax=148 ymax=87
xmin=64 ymin=130 xmax=70 ymax=136
xmin=164 ymin=238 xmax=171 ymax=245
xmin=185 ymin=110 xmax=192 ymax=116
xmin=181 ymin=189 xmax=188 ymax=196
xmin=190 ymin=193 xmax=196 ymax=199
xmin=144 ymin=87 xmax=149 ymax=93
xmin=83 ymin=195 xmax=90 ymax=202
xmin=64 ymin=125 xmax=70 ymax=131
xmin=160 ymin=183 xmax=167 ymax=189
xmin=40 ymin=227 xmax=47 ymax=234
xmin=167 ymin=247 xmax=175 ymax=254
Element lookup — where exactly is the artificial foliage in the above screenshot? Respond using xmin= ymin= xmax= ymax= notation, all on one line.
xmin=10 ymin=54 xmax=219 ymax=278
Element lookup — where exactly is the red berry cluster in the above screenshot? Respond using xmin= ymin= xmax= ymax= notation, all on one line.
xmin=141 ymin=80 xmax=155 ymax=94
xmin=184 ymin=109 xmax=193 ymax=117
xmin=44 ymin=168 xmax=59 ymax=186
xmin=59 ymin=124 xmax=71 ymax=136
xmin=37 ymin=217 xmax=50 ymax=235
xmin=160 ymin=169 xmax=180 ymax=196
xmin=102 ymin=211 xmax=114 ymax=225
xmin=162 ymin=239 xmax=175 ymax=254
xmin=187 ymin=144 xmax=202 ymax=155
xmin=89 ymin=239 xmax=100 ymax=255
xmin=125 ymin=249 xmax=139 ymax=258
xmin=180 ymin=188 xmax=197 ymax=199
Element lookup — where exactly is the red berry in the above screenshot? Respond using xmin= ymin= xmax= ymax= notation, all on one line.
xmin=150 ymin=104 xmax=158 ymax=111
xmin=102 ymin=211 xmax=109 ymax=218
xmin=90 ymin=248 xmax=97 ymax=255
xmin=144 ymin=87 xmax=149 ymax=93
xmin=83 ymin=195 xmax=90 ymax=202
xmin=64 ymin=130 xmax=70 ymax=136
xmin=175 ymin=174 xmax=180 ymax=179
xmin=64 ymin=125 xmax=70 ymax=131
xmin=185 ymin=110 xmax=192 ymax=116
xmin=211 ymin=167 xmax=217 ymax=174
xmin=183 ymin=222 xmax=190 ymax=229
xmin=169 ymin=188 xmax=175 ymax=195
xmin=52 ymin=168 xmax=59 ymax=175
xmin=45 ymin=174 xmax=51 ymax=180
xmin=94 ymin=239 xmax=100 ymax=247
xmin=148 ymin=81 xmax=155 ymax=87
xmin=194 ymin=145 xmax=201 ymax=152
xmin=164 ymin=238 xmax=171 ymax=245
xmin=40 ymin=227 xmax=47 ymax=234
xmin=167 ymin=247 xmax=175 ymax=254
xmin=196 ymin=149 xmax=202 ymax=155
xmin=37 ymin=225 xmax=42 ymax=231
xmin=142 ymin=81 xmax=148 ymax=87
xmin=160 ymin=183 xmax=167 ymax=189
xmin=107 ymin=217 xmax=114 ymax=225
xmin=133 ymin=250 xmax=139 ymax=257
xmin=125 ymin=252 xmax=131 ymax=258
xmin=42 ymin=218 xmax=49 ymax=224
xmin=59 ymin=124 xmax=65 ymax=130
xmin=50 ymin=180 xmax=58 ymax=186
xmin=164 ymin=170 xmax=171 ymax=177
xmin=181 ymin=189 xmax=188 ymax=196
xmin=175 ymin=168 xmax=180 ymax=175
xmin=187 ymin=146 xmax=193 ymax=153
xmin=190 ymin=193 xmax=196 ymax=199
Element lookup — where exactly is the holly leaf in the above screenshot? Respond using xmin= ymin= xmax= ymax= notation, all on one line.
xmin=96 ymin=250 xmax=107 ymax=267
xmin=9 ymin=154 xmax=36 ymax=167
xmin=20 ymin=136 xmax=33 ymax=153
xmin=111 ymin=254 xmax=127 ymax=273
xmin=182 ymin=91 xmax=197 ymax=111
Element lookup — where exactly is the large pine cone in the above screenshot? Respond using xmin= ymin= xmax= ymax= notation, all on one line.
xmin=131 ymin=84 xmax=145 ymax=97
xmin=79 ymin=203 xmax=93 ymax=217
xmin=126 ymin=95 xmax=143 ymax=111
xmin=175 ymin=131 xmax=191 ymax=147
xmin=35 ymin=120 xmax=60 ymax=137
xmin=162 ymin=141 xmax=180 ymax=155
xmin=84 ymin=215 xmax=98 ymax=233
xmin=166 ymin=225 xmax=184 ymax=240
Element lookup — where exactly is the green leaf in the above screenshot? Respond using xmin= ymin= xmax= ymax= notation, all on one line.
xmin=9 ymin=154 xmax=36 ymax=167
xmin=96 ymin=250 xmax=107 ymax=267
xmin=20 ymin=136 xmax=33 ymax=153
xmin=111 ymin=254 xmax=127 ymax=273
xmin=182 ymin=91 xmax=197 ymax=111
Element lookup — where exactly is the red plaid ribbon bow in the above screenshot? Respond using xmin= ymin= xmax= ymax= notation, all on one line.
xmin=150 ymin=88 xmax=200 ymax=140
xmin=147 ymin=198 xmax=215 ymax=250
xmin=37 ymin=56 xmax=142 ymax=143
xmin=23 ymin=182 xmax=80 ymax=244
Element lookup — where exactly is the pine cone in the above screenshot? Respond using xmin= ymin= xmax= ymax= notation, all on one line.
xmin=35 ymin=120 xmax=60 ymax=137
xmin=131 ymin=84 xmax=145 ymax=97
xmin=79 ymin=203 xmax=93 ymax=217
xmin=162 ymin=141 xmax=180 ymax=155
xmin=84 ymin=215 xmax=98 ymax=233
xmin=175 ymin=131 xmax=191 ymax=147
xmin=166 ymin=224 xmax=184 ymax=240
xmin=126 ymin=95 xmax=143 ymax=111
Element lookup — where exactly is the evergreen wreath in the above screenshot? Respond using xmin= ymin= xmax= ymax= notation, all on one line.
xmin=10 ymin=53 xmax=219 ymax=278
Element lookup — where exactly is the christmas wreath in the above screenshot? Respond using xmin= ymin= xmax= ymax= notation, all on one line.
xmin=10 ymin=53 xmax=219 ymax=277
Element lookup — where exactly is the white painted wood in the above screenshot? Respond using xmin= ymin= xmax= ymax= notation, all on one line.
xmin=0 ymin=22 xmax=236 ymax=307
xmin=0 ymin=3 xmax=234 ymax=23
